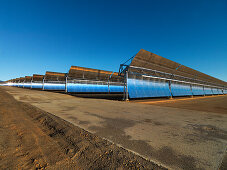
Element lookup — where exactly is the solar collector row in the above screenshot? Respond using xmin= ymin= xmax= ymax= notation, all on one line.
xmin=130 ymin=49 xmax=226 ymax=87
xmin=127 ymin=77 xmax=225 ymax=99
xmin=43 ymin=71 xmax=66 ymax=90
xmin=12 ymin=66 xmax=124 ymax=93
xmin=126 ymin=49 xmax=227 ymax=98
xmin=6 ymin=49 xmax=227 ymax=99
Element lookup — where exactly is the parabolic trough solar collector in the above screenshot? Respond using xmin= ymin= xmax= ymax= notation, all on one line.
xmin=66 ymin=66 xmax=124 ymax=93
xmin=14 ymin=78 xmax=20 ymax=87
xmin=23 ymin=76 xmax=32 ymax=88
xmin=43 ymin=72 xmax=66 ymax=91
xmin=18 ymin=77 xmax=25 ymax=88
xmin=119 ymin=49 xmax=227 ymax=99
xmin=31 ymin=74 xmax=44 ymax=89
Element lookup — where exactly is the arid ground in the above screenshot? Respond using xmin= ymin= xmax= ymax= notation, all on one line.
xmin=0 ymin=87 xmax=165 ymax=169
xmin=1 ymin=86 xmax=227 ymax=169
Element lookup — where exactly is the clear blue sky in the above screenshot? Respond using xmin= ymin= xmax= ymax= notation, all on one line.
xmin=0 ymin=0 xmax=226 ymax=81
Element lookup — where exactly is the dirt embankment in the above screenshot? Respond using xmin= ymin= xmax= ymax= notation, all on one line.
xmin=0 ymin=88 xmax=166 ymax=169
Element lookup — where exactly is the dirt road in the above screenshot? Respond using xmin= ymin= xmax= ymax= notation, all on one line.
xmin=0 ymin=87 xmax=165 ymax=169
xmin=3 ymin=86 xmax=227 ymax=169
xmin=133 ymin=95 xmax=227 ymax=114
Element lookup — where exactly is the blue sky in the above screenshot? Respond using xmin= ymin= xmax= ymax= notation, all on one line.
xmin=0 ymin=0 xmax=226 ymax=81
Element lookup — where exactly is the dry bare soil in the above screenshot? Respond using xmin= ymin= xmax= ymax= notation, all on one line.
xmin=0 ymin=88 xmax=164 ymax=169
xmin=1 ymin=86 xmax=227 ymax=170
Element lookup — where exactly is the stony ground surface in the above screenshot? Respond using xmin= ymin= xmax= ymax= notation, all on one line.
xmin=2 ymin=86 xmax=227 ymax=170
xmin=0 ymin=88 xmax=165 ymax=169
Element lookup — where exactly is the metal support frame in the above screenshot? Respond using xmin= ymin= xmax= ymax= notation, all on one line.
xmin=123 ymin=76 xmax=126 ymax=100
xmin=125 ymin=71 xmax=129 ymax=101
xmin=190 ymin=84 xmax=193 ymax=97
xmin=211 ymin=88 xmax=214 ymax=95
xmin=42 ymin=77 xmax=45 ymax=90
xmin=108 ymin=72 xmax=114 ymax=94
xmin=119 ymin=54 xmax=135 ymax=76
xmin=65 ymin=75 xmax=68 ymax=93
xmin=203 ymin=86 xmax=205 ymax=96
xmin=31 ymin=79 xmax=33 ymax=89
xmin=168 ymin=80 xmax=173 ymax=99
